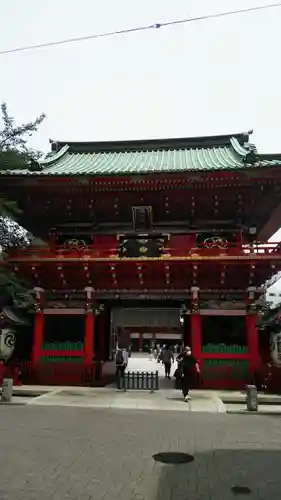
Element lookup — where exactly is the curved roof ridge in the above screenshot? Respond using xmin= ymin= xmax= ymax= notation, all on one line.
xmin=50 ymin=131 xmax=253 ymax=154
xmin=230 ymin=137 xmax=249 ymax=157
xmin=39 ymin=144 xmax=70 ymax=166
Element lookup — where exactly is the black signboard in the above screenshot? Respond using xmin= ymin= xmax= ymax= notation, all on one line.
xmin=118 ymin=237 xmax=164 ymax=258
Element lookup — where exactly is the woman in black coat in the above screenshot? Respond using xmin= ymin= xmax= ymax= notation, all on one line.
xmin=179 ymin=347 xmax=200 ymax=402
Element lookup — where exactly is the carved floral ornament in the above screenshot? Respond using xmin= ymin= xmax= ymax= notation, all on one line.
xmin=180 ymin=305 xmax=200 ymax=315
xmin=203 ymin=236 xmax=228 ymax=249
xmin=94 ymin=304 xmax=104 ymax=315
xmin=34 ymin=302 xmax=42 ymax=313
xmin=85 ymin=303 xmax=105 ymax=315
xmin=246 ymin=303 xmax=261 ymax=314
xmin=64 ymin=238 xmax=87 ymax=250
xmin=190 ymin=303 xmax=199 ymax=313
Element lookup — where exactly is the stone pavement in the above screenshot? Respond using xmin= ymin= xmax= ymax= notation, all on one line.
xmin=0 ymin=405 xmax=281 ymax=499
xmin=225 ymin=403 xmax=281 ymax=415
xmin=26 ymin=386 xmax=225 ymax=412
xmin=7 ymin=384 xmax=281 ymax=415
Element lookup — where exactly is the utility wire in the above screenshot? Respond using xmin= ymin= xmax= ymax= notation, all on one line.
xmin=0 ymin=2 xmax=280 ymax=56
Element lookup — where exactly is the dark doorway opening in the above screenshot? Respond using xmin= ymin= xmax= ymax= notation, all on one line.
xmin=202 ymin=316 xmax=246 ymax=346
xmin=44 ymin=315 xmax=84 ymax=343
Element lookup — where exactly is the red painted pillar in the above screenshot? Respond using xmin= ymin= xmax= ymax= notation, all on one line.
xmin=183 ymin=315 xmax=189 ymax=347
xmin=84 ymin=287 xmax=95 ymax=365
xmin=32 ymin=311 xmax=45 ymax=365
xmin=190 ymin=314 xmax=202 ymax=362
xmin=246 ymin=314 xmax=260 ymax=375
xmin=99 ymin=312 xmax=105 ymax=361
xmin=84 ymin=311 xmax=95 ymax=364
xmin=246 ymin=287 xmax=260 ymax=377
xmin=32 ymin=287 xmax=45 ymax=365
xmin=190 ymin=287 xmax=202 ymax=364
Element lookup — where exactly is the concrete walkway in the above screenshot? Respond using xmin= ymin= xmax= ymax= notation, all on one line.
xmin=23 ymin=386 xmax=225 ymax=412
xmin=4 ymin=385 xmax=281 ymax=414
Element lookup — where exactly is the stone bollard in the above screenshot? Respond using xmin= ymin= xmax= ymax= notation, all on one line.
xmin=1 ymin=378 xmax=13 ymax=403
xmin=246 ymin=384 xmax=258 ymax=411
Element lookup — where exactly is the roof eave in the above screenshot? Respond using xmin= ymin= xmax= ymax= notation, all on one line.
xmin=50 ymin=131 xmax=253 ymax=154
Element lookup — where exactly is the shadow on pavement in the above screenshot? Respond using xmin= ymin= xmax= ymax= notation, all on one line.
xmin=155 ymin=449 xmax=281 ymax=499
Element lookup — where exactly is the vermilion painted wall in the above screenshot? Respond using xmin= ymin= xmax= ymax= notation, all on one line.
xmin=93 ymin=235 xmax=117 ymax=251
xmin=169 ymin=234 xmax=196 ymax=256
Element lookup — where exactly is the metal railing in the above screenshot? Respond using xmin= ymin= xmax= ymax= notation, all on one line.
xmin=7 ymin=242 xmax=281 ymax=260
xmin=117 ymin=371 xmax=159 ymax=390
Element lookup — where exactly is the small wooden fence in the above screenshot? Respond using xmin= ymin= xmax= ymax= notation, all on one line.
xmin=117 ymin=371 xmax=159 ymax=391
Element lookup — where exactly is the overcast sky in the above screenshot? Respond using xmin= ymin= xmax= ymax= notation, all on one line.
xmin=1 ymin=0 xmax=281 ymax=298
xmin=0 ymin=0 xmax=281 ymax=153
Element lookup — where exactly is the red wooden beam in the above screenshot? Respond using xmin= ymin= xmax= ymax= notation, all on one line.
xmin=7 ymin=242 xmax=281 ymax=261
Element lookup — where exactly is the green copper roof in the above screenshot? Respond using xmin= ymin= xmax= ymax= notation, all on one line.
xmin=1 ymin=133 xmax=280 ymax=176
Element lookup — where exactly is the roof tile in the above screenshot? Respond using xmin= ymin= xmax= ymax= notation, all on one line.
xmin=0 ymin=135 xmax=280 ymax=176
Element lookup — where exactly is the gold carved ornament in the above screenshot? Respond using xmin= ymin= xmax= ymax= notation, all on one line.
xmin=203 ymin=236 xmax=228 ymax=249
xmin=139 ymin=246 xmax=148 ymax=254
xmin=64 ymin=238 xmax=87 ymax=251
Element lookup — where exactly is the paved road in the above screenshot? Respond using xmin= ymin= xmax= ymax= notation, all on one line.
xmin=0 ymin=406 xmax=281 ymax=499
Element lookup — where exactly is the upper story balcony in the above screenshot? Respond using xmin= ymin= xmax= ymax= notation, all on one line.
xmin=7 ymin=240 xmax=281 ymax=263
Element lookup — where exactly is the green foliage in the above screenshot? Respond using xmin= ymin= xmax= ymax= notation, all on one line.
xmin=0 ymin=102 xmax=46 ymax=169
xmin=0 ymin=102 xmax=45 ymax=306
xmin=0 ymin=196 xmax=22 ymax=217
xmin=0 ymin=266 xmax=34 ymax=308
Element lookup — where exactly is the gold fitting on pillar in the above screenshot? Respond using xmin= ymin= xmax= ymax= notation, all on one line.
xmin=191 ymin=303 xmax=200 ymax=314
xmin=85 ymin=302 xmax=93 ymax=313
xmin=94 ymin=304 xmax=105 ymax=315
xmin=246 ymin=303 xmax=257 ymax=315
xmin=33 ymin=287 xmax=44 ymax=312
xmin=34 ymin=302 xmax=42 ymax=313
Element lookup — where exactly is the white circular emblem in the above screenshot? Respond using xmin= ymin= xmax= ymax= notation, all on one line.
xmin=0 ymin=328 xmax=16 ymax=360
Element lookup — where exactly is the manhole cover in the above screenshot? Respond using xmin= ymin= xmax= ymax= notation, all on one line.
xmin=152 ymin=452 xmax=194 ymax=464
xmin=231 ymin=486 xmax=252 ymax=495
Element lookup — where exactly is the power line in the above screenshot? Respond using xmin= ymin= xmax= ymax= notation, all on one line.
xmin=0 ymin=2 xmax=280 ymax=56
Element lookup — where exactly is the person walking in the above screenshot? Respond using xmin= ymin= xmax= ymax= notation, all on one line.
xmin=180 ymin=346 xmax=200 ymax=402
xmin=160 ymin=344 xmax=174 ymax=379
xmin=157 ymin=345 xmax=162 ymax=363
xmin=116 ymin=347 xmax=127 ymax=388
